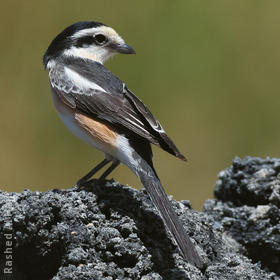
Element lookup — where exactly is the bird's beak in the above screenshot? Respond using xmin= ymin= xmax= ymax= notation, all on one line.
xmin=111 ymin=43 xmax=136 ymax=54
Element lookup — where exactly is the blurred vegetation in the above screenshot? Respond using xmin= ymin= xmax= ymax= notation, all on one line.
xmin=0 ymin=1 xmax=280 ymax=209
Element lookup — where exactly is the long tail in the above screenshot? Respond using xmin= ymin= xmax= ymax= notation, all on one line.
xmin=130 ymin=154 xmax=202 ymax=268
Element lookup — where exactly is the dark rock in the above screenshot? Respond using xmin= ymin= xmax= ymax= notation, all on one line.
xmin=0 ymin=158 xmax=279 ymax=279
xmin=205 ymin=156 xmax=280 ymax=276
xmin=214 ymin=156 xmax=280 ymax=207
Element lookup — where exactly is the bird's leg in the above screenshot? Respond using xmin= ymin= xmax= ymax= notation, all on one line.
xmin=75 ymin=158 xmax=111 ymax=188
xmin=98 ymin=161 xmax=120 ymax=181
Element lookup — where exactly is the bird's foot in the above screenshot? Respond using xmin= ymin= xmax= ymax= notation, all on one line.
xmin=73 ymin=178 xmax=88 ymax=190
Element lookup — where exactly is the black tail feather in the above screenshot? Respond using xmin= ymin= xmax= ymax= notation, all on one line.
xmin=130 ymin=153 xmax=202 ymax=268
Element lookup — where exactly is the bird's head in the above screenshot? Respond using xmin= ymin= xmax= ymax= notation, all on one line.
xmin=43 ymin=21 xmax=135 ymax=69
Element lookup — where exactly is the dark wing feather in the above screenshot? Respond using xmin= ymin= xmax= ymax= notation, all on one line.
xmin=50 ymin=59 xmax=186 ymax=160
xmin=123 ymin=86 xmax=186 ymax=160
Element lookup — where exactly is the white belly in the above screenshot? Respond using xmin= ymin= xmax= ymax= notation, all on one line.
xmin=51 ymin=89 xmax=118 ymax=158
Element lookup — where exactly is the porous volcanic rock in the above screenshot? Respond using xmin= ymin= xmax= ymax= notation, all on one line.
xmin=204 ymin=156 xmax=280 ymax=276
xmin=0 ymin=157 xmax=279 ymax=279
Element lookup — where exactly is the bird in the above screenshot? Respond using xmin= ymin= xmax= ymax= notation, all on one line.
xmin=43 ymin=21 xmax=202 ymax=267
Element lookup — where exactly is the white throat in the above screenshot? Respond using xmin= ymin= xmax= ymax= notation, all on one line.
xmin=63 ymin=46 xmax=115 ymax=64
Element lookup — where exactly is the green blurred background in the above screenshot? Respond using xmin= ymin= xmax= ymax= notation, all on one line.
xmin=0 ymin=1 xmax=279 ymax=209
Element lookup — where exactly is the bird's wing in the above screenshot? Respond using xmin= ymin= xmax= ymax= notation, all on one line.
xmin=123 ymin=86 xmax=186 ymax=160
xmin=49 ymin=60 xmax=186 ymax=160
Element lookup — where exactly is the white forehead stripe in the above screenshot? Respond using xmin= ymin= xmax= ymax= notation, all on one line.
xmin=64 ymin=67 xmax=107 ymax=93
xmin=71 ymin=28 xmax=96 ymax=39
xmin=72 ymin=26 xmax=124 ymax=43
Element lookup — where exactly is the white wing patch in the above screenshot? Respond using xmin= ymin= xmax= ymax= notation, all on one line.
xmin=125 ymin=112 xmax=147 ymax=130
xmin=126 ymin=112 xmax=144 ymax=125
xmin=64 ymin=67 xmax=107 ymax=94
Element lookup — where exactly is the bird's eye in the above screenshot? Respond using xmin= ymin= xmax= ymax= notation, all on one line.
xmin=94 ymin=34 xmax=107 ymax=45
